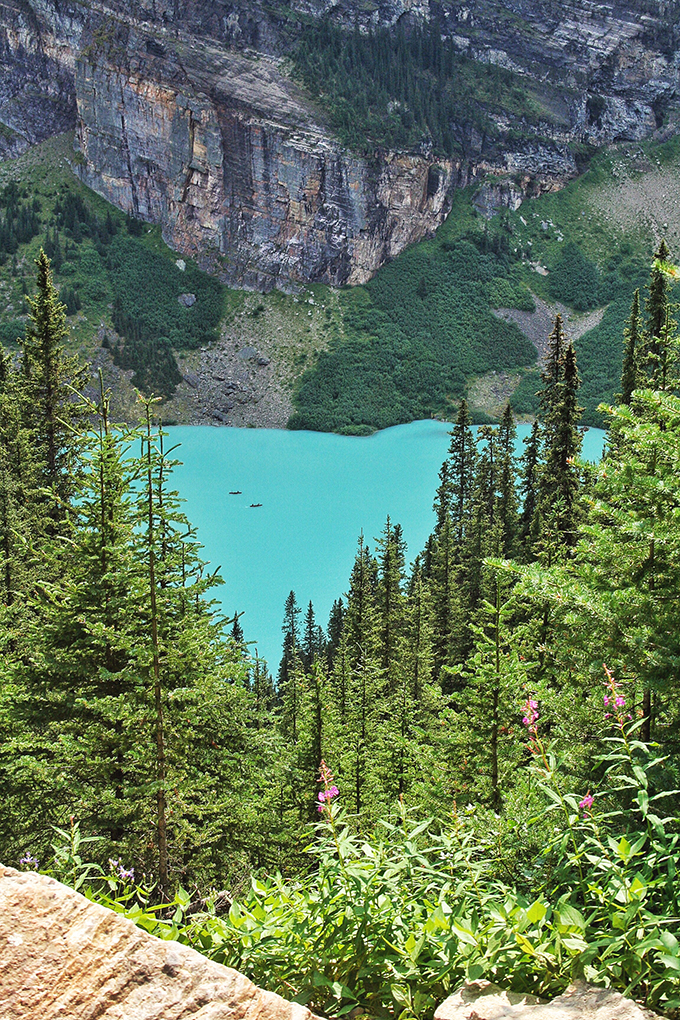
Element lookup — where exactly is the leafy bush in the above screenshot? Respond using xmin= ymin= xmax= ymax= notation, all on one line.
xmin=0 ymin=319 xmax=26 ymax=346
xmin=106 ymin=235 xmax=223 ymax=397
xmin=549 ymin=243 xmax=600 ymax=310
xmin=0 ymin=178 xmax=225 ymax=400
xmin=41 ymin=679 xmax=680 ymax=1019
xmin=196 ymin=707 xmax=680 ymax=1018
xmin=0 ymin=182 xmax=40 ymax=258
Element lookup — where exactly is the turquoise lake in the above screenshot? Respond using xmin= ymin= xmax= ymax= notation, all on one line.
xmin=169 ymin=421 xmax=606 ymax=669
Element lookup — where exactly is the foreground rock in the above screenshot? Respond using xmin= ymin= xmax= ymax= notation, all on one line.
xmin=435 ymin=980 xmax=661 ymax=1020
xmin=0 ymin=865 xmax=320 ymax=1020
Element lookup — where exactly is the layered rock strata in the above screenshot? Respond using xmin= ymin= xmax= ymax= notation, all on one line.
xmin=0 ymin=0 xmax=678 ymax=286
xmin=75 ymin=40 xmax=457 ymax=287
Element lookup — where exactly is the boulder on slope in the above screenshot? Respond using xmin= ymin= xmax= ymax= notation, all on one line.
xmin=435 ymin=980 xmax=662 ymax=1020
xmin=0 ymin=865 xmax=321 ymax=1020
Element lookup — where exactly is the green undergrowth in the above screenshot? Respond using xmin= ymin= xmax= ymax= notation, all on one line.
xmin=0 ymin=135 xmax=335 ymax=407
xmin=0 ymin=136 xmax=225 ymax=398
xmin=42 ymin=714 xmax=680 ymax=1019
xmin=289 ymin=192 xmax=538 ymax=433
xmin=3 ymin=133 xmax=680 ymax=429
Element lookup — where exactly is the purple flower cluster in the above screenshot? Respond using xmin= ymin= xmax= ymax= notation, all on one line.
xmin=317 ymin=786 xmax=339 ymax=811
xmin=603 ymin=665 xmax=632 ymax=731
xmin=522 ymin=699 xmax=539 ymax=727
xmin=19 ymin=852 xmax=39 ymax=869
xmin=578 ymin=792 xmax=594 ymax=813
xmin=109 ymin=858 xmax=135 ymax=882
xmin=317 ymin=759 xmax=339 ymax=814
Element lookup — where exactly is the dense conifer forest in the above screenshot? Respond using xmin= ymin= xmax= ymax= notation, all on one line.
xmin=291 ymin=19 xmax=556 ymax=157
xmin=2 ymin=246 xmax=680 ymax=1015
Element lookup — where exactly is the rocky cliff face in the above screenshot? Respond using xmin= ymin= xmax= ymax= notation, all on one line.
xmin=0 ymin=0 xmax=678 ymax=287
xmin=75 ymin=39 xmax=457 ymax=287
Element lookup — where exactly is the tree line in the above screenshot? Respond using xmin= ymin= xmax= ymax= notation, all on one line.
xmin=275 ymin=239 xmax=680 ymax=823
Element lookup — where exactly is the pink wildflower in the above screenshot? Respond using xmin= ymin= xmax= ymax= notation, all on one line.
xmin=579 ymin=792 xmax=594 ymax=812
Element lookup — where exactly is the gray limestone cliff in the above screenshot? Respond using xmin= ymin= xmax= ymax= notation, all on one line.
xmin=0 ymin=0 xmax=678 ymax=287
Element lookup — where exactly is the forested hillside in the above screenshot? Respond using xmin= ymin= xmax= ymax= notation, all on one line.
xmin=290 ymin=139 xmax=680 ymax=432
xmin=2 ymin=135 xmax=680 ymax=432
xmin=2 ymin=243 xmax=680 ymax=1015
xmin=291 ymin=18 xmax=562 ymax=157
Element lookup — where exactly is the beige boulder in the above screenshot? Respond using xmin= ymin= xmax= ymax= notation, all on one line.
xmin=435 ymin=980 xmax=661 ymax=1020
xmin=0 ymin=865 xmax=320 ymax=1020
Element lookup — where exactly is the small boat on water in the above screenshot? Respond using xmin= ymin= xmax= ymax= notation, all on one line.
xmin=229 ymin=490 xmax=242 ymax=494
xmin=250 ymin=503 xmax=262 ymax=508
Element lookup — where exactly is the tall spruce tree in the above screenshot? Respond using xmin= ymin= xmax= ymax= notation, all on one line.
xmin=448 ymin=398 xmax=477 ymax=549
xmin=540 ymin=314 xmax=567 ymax=450
xmin=375 ymin=517 xmax=407 ymax=689
xmin=541 ymin=341 xmax=583 ymax=547
xmin=644 ymin=239 xmax=673 ymax=385
xmin=518 ymin=420 xmax=541 ymax=558
xmin=20 ymin=248 xmax=87 ymax=511
xmin=326 ymin=598 xmax=345 ymax=667
xmin=278 ymin=591 xmax=303 ymax=742
xmin=620 ymin=289 xmax=642 ymax=405
xmin=497 ymin=403 xmax=519 ymax=558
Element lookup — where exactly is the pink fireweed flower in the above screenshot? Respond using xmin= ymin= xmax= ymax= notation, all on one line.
xmin=317 ymin=760 xmax=339 ymax=813
xmin=579 ymin=792 xmax=594 ymax=812
xmin=522 ymin=698 xmax=539 ymax=727
xmin=319 ymin=759 xmax=334 ymax=787
xmin=603 ymin=665 xmax=630 ymax=733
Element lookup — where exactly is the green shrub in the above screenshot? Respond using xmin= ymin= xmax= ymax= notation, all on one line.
xmin=106 ymin=235 xmax=224 ymax=397
xmin=549 ymin=243 xmax=600 ymax=310
xmin=291 ymin=234 xmax=537 ymax=432
xmin=49 ymin=690 xmax=680 ymax=1019
xmin=0 ymin=319 xmax=25 ymax=346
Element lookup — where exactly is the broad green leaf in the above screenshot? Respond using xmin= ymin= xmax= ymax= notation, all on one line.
xmin=526 ymin=900 xmax=547 ymax=924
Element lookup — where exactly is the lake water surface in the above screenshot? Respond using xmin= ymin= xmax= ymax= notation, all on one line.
xmin=169 ymin=421 xmax=605 ymax=669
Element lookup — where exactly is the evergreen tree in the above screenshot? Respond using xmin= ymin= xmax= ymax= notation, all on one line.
xmin=375 ymin=517 xmax=406 ymax=688
xmin=542 ymin=342 xmax=583 ymax=547
xmin=518 ymin=420 xmax=541 ymax=558
xmin=497 ymin=403 xmax=519 ymax=558
xmin=344 ymin=534 xmax=378 ymax=670
xmin=278 ymin=591 xmax=303 ymax=742
xmin=620 ymin=289 xmax=642 ymax=405
xmin=442 ymin=575 xmax=529 ymax=810
xmin=467 ymin=425 xmax=500 ymax=603
xmin=326 ymin=598 xmax=345 ymax=667
xmin=540 ymin=314 xmax=567 ymax=447
xmin=428 ymin=514 xmax=463 ymax=682
xmin=644 ymin=239 xmax=672 ymax=384
xmin=448 ymin=398 xmax=477 ymax=549
xmin=231 ymin=612 xmax=245 ymax=646
xmin=302 ymin=601 xmax=325 ymax=671
xmin=20 ymin=248 xmax=88 ymax=510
